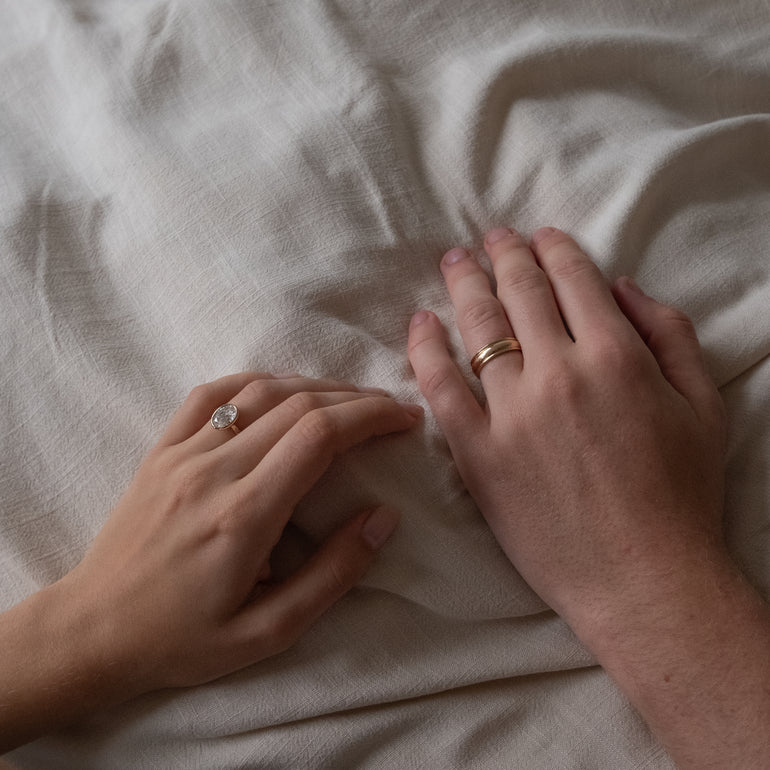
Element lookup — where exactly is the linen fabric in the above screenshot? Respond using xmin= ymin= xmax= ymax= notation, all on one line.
xmin=2 ymin=1 xmax=769 ymax=767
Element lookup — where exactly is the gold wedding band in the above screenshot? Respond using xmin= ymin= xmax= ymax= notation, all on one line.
xmin=210 ymin=403 xmax=240 ymax=434
xmin=470 ymin=337 xmax=522 ymax=377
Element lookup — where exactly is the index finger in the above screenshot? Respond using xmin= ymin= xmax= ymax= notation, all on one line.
xmin=407 ymin=308 xmax=484 ymax=436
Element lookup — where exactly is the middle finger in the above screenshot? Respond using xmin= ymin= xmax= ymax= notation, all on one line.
xmin=483 ymin=228 xmax=571 ymax=352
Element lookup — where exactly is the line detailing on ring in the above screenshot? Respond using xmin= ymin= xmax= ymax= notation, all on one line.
xmin=470 ymin=337 xmax=522 ymax=377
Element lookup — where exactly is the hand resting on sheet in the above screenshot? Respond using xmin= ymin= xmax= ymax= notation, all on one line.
xmin=0 ymin=375 xmax=419 ymax=752
xmin=1 ymin=227 xmax=769 ymax=768
xmin=408 ymin=227 xmax=770 ymax=769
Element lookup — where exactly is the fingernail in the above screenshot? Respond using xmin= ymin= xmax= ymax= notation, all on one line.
xmin=361 ymin=506 xmax=400 ymax=550
xmin=442 ymin=247 xmax=469 ymax=265
xmin=486 ymin=227 xmax=515 ymax=245
xmin=531 ymin=227 xmax=557 ymax=244
xmin=624 ymin=276 xmax=645 ymax=296
xmin=410 ymin=310 xmax=430 ymax=328
xmin=398 ymin=401 xmax=424 ymax=418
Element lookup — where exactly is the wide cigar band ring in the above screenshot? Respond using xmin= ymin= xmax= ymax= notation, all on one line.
xmin=470 ymin=337 xmax=522 ymax=377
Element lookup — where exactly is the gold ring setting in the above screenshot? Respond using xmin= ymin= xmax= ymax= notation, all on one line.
xmin=211 ymin=403 xmax=240 ymax=434
xmin=470 ymin=337 xmax=522 ymax=377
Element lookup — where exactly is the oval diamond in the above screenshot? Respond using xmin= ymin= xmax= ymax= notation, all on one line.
xmin=211 ymin=403 xmax=238 ymax=430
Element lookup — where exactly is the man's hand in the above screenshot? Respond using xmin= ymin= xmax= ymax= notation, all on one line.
xmin=408 ymin=226 xmax=770 ymax=768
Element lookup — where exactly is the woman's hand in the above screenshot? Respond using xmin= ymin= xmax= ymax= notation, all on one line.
xmin=72 ymin=372 xmax=420 ymax=690
xmin=407 ymin=226 xmax=728 ymax=626
xmin=0 ymin=373 xmax=419 ymax=751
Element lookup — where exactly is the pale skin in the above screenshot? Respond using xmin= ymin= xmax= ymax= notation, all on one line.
xmin=0 ymin=376 xmax=420 ymax=752
xmin=1 ymin=227 xmax=769 ymax=768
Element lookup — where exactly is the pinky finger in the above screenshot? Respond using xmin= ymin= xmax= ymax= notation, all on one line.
xmin=611 ymin=277 xmax=725 ymax=431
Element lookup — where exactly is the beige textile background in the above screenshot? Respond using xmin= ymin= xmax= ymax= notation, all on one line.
xmin=1 ymin=1 xmax=769 ymax=767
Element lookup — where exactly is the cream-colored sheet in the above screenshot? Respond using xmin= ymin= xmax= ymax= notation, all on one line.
xmin=2 ymin=1 xmax=769 ymax=767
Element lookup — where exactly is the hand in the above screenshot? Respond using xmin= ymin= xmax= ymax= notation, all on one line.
xmin=56 ymin=373 xmax=419 ymax=696
xmin=406 ymin=228 xmax=770 ymax=770
xmin=407 ymin=226 xmax=728 ymax=625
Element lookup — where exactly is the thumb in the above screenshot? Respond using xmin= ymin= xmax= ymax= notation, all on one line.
xmin=239 ymin=506 xmax=400 ymax=657
xmin=612 ymin=277 xmax=723 ymax=427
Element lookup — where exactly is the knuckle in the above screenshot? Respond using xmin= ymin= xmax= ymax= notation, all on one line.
xmin=325 ymin=558 xmax=353 ymax=596
xmin=296 ymin=408 xmax=337 ymax=446
xmin=592 ymin=334 xmax=635 ymax=368
xmin=407 ymin=329 xmax=440 ymax=360
xmin=206 ymin=490 xmax=249 ymax=537
xmin=660 ymin=307 xmax=697 ymax=338
xmin=419 ymin=362 xmax=455 ymax=402
xmin=239 ymin=377 xmax=273 ymax=404
xmin=645 ymin=307 xmax=701 ymax=367
xmin=284 ymin=391 xmax=324 ymax=418
xmin=547 ymin=253 xmax=599 ymax=283
xmin=148 ymin=446 xmax=185 ymax=483
xmin=541 ymin=363 xmax=584 ymax=406
xmin=496 ymin=265 xmax=548 ymax=297
xmin=407 ymin=328 xmax=430 ymax=356
xmin=462 ymin=297 xmax=506 ymax=335
xmin=589 ymin=335 xmax=652 ymax=385
xmin=173 ymin=456 xmax=215 ymax=494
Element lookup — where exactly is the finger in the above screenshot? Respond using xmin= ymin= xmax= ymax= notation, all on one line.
xmin=612 ymin=277 xmax=725 ymax=428
xmin=188 ymin=376 xmax=371 ymax=452
xmin=439 ymin=247 xmax=522 ymax=386
xmin=249 ymin=396 xmax=419 ymax=543
xmin=407 ymin=309 xmax=484 ymax=436
xmin=233 ymin=506 xmax=400 ymax=660
xmin=483 ymin=227 xmax=569 ymax=352
xmin=218 ymin=390 xmax=410 ymax=478
xmin=159 ymin=372 xmax=281 ymax=447
xmin=530 ymin=228 xmax=636 ymax=344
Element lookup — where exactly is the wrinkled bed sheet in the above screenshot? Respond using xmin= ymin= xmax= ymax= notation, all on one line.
xmin=1 ymin=1 xmax=769 ymax=768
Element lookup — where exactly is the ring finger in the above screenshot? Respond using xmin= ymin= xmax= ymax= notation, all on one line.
xmin=188 ymin=376 xmax=379 ymax=452
xmin=217 ymin=390 xmax=411 ymax=479
xmin=440 ymin=247 xmax=522 ymax=387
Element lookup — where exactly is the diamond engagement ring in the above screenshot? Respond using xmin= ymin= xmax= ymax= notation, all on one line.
xmin=210 ymin=403 xmax=240 ymax=434
xmin=470 ymin=337 xmax=522 ymax=377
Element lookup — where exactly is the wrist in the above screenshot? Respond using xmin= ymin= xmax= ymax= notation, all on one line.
xmin=0 ymin=577 xmax=142 ymax=752
xmin=554 ymin=520 xmax=732 ymax=640
xmin=565 ymin=540 xmax=737 ymax=652
xmin=50 ymin=571 xmax=148 ymax=705
xmin=564 ymin=548 xmax=770 ymax=768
